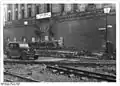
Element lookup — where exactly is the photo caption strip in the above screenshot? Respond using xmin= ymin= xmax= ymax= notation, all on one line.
xmin=1 ymin=82 xmax=20 ymax=86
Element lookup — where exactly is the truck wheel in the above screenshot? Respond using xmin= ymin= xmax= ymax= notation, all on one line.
xmin=34 ymin=55 xmax=38 ymax=60
xmin=21 ymin=52 xmax=28 ymax=60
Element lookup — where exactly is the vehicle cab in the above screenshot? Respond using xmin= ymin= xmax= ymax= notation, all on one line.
xmin=6 ymin=42 xmax=39 ymax=60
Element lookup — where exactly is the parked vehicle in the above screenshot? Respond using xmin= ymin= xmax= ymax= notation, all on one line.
xmin=6 ymin=42 xmax=39 ymax=60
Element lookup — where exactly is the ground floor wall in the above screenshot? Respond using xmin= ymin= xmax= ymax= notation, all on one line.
xmin=3 ymin=15 xmax=116 ymax=51
xmin=3 ymin=25 xmax=37 ymax=42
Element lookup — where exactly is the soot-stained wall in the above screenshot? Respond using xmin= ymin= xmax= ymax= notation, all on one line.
xmin=3 ymin=26 xmax=37 ymax=41
xmin=4 ymin=15 xmax=116 ymax=51
xmin=52 ymin=15 xmax=116 ymax=51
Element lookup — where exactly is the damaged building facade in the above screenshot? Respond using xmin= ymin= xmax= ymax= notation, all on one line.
xmin=3 ymin=4 xmax=116 ymax=51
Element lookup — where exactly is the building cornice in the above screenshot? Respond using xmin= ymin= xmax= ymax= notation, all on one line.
xmin=4 ymin=9 xmax=116 ymax=28
xmin=51 ymin=9 xmax=116 ymax=22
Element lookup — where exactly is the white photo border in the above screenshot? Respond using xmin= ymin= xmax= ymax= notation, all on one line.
xmin=0 ymin=0 xmax=119 ymax=85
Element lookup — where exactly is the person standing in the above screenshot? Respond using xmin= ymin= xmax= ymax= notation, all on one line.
xmin=106 ymin=41 xmax=114 ymax=59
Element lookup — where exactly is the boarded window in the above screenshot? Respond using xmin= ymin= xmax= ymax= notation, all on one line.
xmin=51 ymin=4 xmax=61 ymax=13
xmin=47 ymin=4 xmax=50 ymax=12
xmin=64 ymin=4 xmax=73 ymax=12
xmin=73 ymin=4 xmax=78 ymax=11
xmin=36 ymin=5 xmax=39 ymax=14
xmin=28 ymin=8 xmax=32 ymax=17
xmin=8 ymin=12 xmax=11 ymax=21
xmin=61 ymin=4 xmax=64 ymax=13
xmin=28 ymin=4 xmax=32 ymax=17
xmin=15 ymin=10 xmax=18 ymax=20
xmin=21 ymin=9 xmax=24 ymax=18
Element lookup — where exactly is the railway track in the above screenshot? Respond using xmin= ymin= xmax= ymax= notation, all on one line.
xmin=4 ymin=59 xmax=116 ymax=66
xmin=4 ymin=71 xmax=40 ymax=82
xmin=4 ymin=58 xmax=116 ymax=82
xmin=46 ymin=65 xmax=116 ymax=82
xmin=4 ymin=61 xmax=116 ymax=82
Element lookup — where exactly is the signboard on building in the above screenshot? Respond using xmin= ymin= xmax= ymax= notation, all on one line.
xmin=36 ymin=12 xmax=51 ymax=19
xmin=98 ymin=28 xmax=106 ymax=30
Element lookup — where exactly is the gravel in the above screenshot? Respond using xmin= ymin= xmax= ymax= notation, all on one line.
xmin=4 ymin=63 xmax=115 ymax=82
